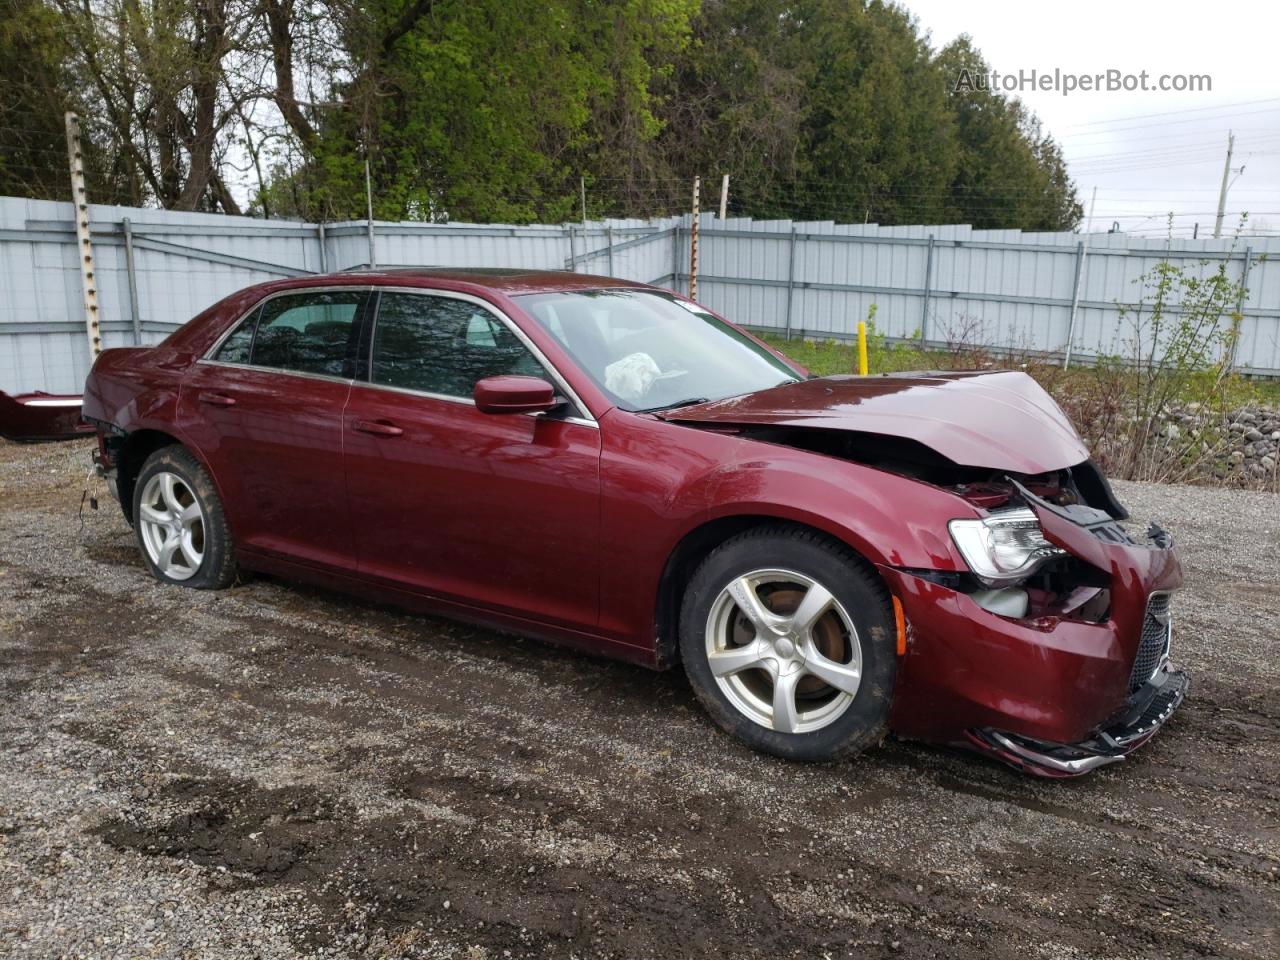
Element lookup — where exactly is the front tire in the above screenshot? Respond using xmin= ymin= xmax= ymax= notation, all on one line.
xmin=679 ymin=526 xmax=896 ymax=761
xmin=132 ymin=446 xmax=237 ymax=590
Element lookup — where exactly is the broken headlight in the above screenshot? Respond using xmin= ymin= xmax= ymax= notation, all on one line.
xmin=948 ymin=508 xmax=1066 ymax=587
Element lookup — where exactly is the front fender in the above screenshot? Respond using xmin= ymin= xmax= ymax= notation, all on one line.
xmin=688 ymin=456 xmax=972 ymax=572
xmin=595 ymin=411 xmax=979 ymax=651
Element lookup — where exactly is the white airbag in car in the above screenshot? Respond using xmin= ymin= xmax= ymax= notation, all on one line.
xmin=604 ymin=352 xmax=662 ymax=404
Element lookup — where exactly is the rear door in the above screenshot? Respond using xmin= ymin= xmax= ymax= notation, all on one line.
xmin=342 ymin=289 xmax=602 ymax=632
xmin=179 ymin=288 xmax=371 ymax=569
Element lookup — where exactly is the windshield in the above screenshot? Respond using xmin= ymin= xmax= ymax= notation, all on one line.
xmin=515 ymin=289 xmax=801 ymax=412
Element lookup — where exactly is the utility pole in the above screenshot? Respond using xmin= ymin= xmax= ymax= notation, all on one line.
xmin=364 ymin=152 xmax=376 ymax=269
xmin=689 ymin=176 xmax=701 ymax=300
xmin=1064 ymin=186 xmax=1097 ymax=369
xmin=64 ymin=112 xmax=101 ymax=360
xmin=122 ymin=217 xmax=142 ymax=344
xmin=580 ymin=176 xmax=587 ymax=224
xmin=1213 ymin=131 xmax=1235 ymax=239
xmin=718 ymin=174 xmax=730 ymax=220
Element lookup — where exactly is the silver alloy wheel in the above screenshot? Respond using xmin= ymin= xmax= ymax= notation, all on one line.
xmin=138 ymin=471 xmax=205 ymax=581
xmin=705 ymin=568 xmax=862 ymax=734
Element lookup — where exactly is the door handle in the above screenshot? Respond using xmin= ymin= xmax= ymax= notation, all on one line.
xmin=352 ymin=418 xmax=404 ymax=437
xmin=200 ymin=392 xmax=236 ymax=407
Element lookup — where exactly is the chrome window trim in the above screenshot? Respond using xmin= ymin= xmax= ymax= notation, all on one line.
xmin=196 ymin=358 xmax=355 ymax=388
xmin=200 ymin=285 xmax=377 ymax=363
xmin=364 ymin=285 xmax=598 ymax=428
xmin=194 ymin=359 xmax=593 ymax=427
xmin=347 ymin=379 xmax=597 ymax=428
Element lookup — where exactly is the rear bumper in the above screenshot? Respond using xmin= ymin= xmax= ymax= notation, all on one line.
xmin=0 ymin=391 xmax=92 ymax=443
xmin=966 ymin=665 xmax=1188 ymax=776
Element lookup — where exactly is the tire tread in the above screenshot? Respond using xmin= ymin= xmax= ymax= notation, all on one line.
xmin=134 ymin=445 xmax=238 ymax=590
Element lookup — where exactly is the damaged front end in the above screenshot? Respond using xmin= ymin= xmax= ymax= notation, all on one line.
xmin=661 ymin=371 xmax=1189 ymax=776
xmin=881 ymin=471 xmax=1187 ymax=777
xmin=968 ymin=665 xmax=1188 ymax=776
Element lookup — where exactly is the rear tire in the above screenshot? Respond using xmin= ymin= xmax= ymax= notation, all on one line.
xmin=132 ymin=446 xmax=237 ymax=590
xmin=679 ymin=526 xmax=896 ymax=761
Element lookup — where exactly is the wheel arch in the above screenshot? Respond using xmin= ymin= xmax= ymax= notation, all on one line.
xmin=654 ymin=513 xmax=890 ymax=669
xmin=116 ymin=429 xmax=198 ymax=524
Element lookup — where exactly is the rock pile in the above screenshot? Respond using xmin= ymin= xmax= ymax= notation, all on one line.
xmin=1226 ymin=407 xmax=1280 ymax=477
xmin=1163 ymin=404 xmax=1279 ymax=483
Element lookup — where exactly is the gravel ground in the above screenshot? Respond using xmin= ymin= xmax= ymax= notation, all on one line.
xmin=1 ymin=437 xmax=1277 ymax=959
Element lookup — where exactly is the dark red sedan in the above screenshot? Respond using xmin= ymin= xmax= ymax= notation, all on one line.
xmin=82 ymin=269 xmax=1187 ymax=776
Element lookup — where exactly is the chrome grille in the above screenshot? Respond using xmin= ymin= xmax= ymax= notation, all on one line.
xmin=1128 ymin=593 xmax=1171 ymax=694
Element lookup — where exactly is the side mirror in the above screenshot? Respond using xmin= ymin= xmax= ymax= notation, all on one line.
xmin=473 ymin=375 xmax=560 ymax=415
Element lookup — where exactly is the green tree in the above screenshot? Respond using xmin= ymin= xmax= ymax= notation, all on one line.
xmin=791 ymin=0 xmax=957 ymax=223
xmin=644 ymin=0 xmax=807 ymax=214
xmin=0 ymin=0 xmax=133 ymax=202
xmin=264 ymin=0 xmax=697 ymax=223
xmin=43 ymin=0 xmax=257 ymax=211
xmin=652 ymin=1 xmax=1080 ymax=229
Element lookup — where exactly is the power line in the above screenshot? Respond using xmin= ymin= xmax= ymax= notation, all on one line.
xmin=1066 ymin=136 xmax=1280 ymax=165
xmin=1051 ymin=106 xmax=1280 ymax=139
xmin=1099 ymin=210 xmax=1280 ymax=218
xmin=1061 ymin=121 xmax=1280 ymax=146
xmin=1070 ymin=155 xmax=1248 ymax=175
xmin=1071 ymin=148 xmax=1238 ymax=167
xmin=1057 ymin=97 xmax=1280 ymax=129
xmin=1062 ymin=130 xmax=1280 ymax=157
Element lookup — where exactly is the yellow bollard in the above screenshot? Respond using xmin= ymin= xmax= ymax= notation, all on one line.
xmin=857 ymin=320 xmax=869 ymax=375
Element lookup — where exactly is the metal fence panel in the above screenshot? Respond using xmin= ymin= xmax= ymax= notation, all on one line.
xmin=2 ymin=195 xmax=1278 ymax=395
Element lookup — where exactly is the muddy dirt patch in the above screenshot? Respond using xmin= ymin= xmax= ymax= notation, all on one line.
xmin=1 ymin=438 xmax=1277 ymax=958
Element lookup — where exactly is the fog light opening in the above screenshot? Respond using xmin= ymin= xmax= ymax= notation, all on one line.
xmin=971 ymin=587 xmax=1029 ymax=618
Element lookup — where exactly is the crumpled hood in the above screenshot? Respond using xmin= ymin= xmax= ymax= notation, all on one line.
xmin=659 ymin=371 xmax=1090 ymax=475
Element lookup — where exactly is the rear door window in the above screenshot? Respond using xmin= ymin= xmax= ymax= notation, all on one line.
xmin=248 ymin=291 xmax=367 ymax=378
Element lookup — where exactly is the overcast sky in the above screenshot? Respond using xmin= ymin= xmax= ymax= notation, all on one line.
xmin=905 ymin=0 xmax=1280 ymax=237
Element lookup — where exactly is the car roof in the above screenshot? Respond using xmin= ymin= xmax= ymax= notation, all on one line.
xmin=334 ymin=267 xmax=653 ymax=296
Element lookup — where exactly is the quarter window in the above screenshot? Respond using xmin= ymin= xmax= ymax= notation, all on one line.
xmin=371 ymin=293 xmax=544 ymax=398
xmin=213 ymin=308 xmax=257 ymax=364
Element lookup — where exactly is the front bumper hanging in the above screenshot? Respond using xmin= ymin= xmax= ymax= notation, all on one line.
xmin=884 ymin=473 xmax=1191 ymax=777
xmin=968 ymin=661 xmax=1189 ymax=777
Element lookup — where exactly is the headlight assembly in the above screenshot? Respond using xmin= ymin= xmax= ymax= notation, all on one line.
xmin=948 ymin=508 xmax=1066 ymax=586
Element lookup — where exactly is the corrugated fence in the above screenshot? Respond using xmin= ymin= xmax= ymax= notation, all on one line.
xmin=2 ymin=194 xmax=1277 ymax=395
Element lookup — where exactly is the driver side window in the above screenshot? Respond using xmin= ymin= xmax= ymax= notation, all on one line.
xmin=370 ymin=293 xmax=545 ymax=398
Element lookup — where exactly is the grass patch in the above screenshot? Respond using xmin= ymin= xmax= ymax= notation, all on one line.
xmin=760 ymin=332 xmax=1280 ymax=406
xmin=759 ymin=333 xmax=931 ymax=376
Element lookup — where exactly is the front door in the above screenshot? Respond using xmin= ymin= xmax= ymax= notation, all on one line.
xmin=343 ymin=290 xmax=601 ymax=632
xmin=178 ymin=288 xmax=370 ymax=569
